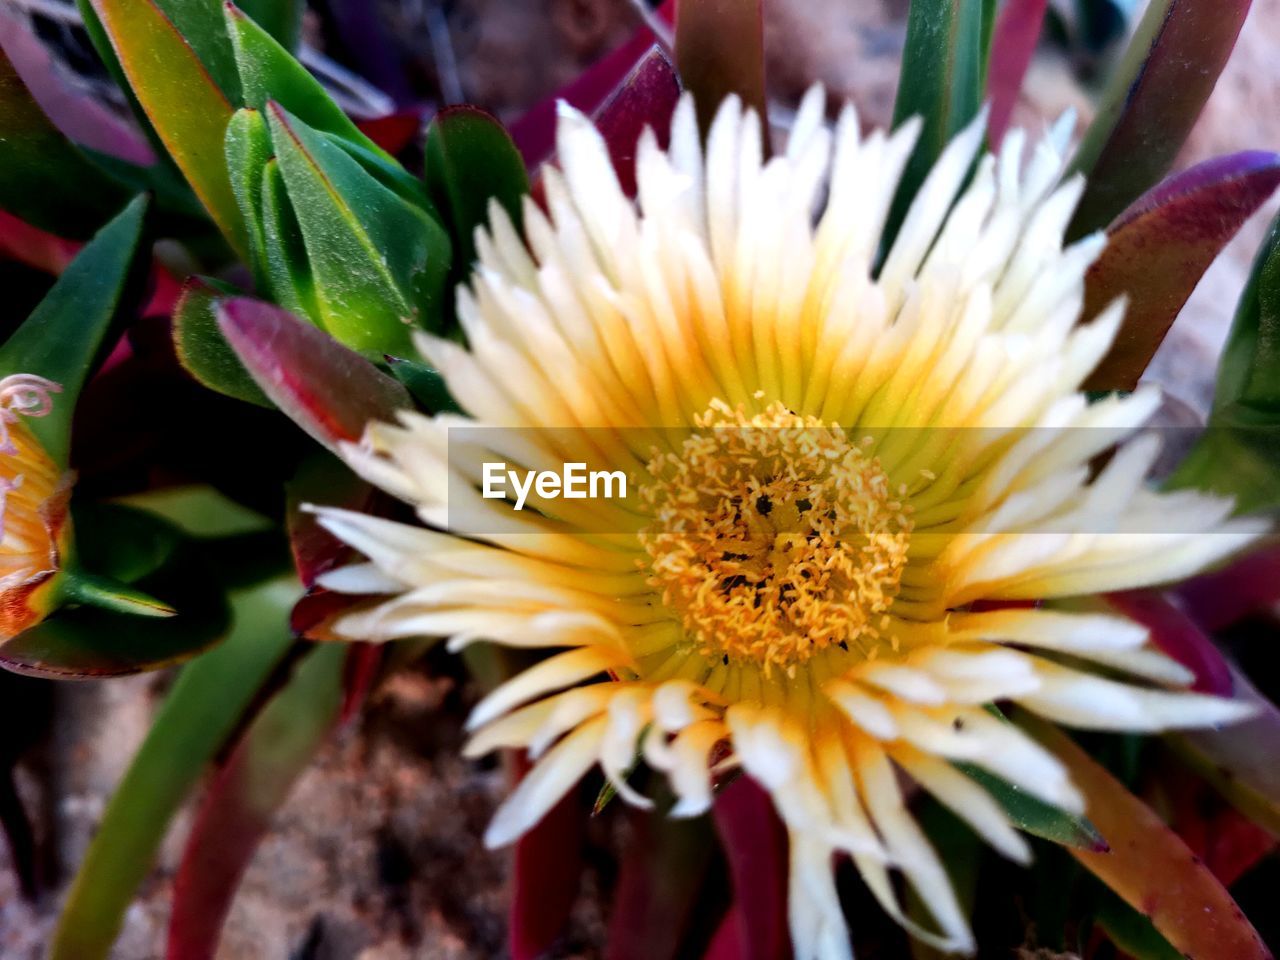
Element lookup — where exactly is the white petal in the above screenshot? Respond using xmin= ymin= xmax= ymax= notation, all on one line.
xmin=484 ymin=715 xmax=608 ymax=847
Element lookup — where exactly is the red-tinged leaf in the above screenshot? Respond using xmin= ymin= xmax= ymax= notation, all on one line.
xmin=1082 ymin=152 xmax=1280 ymax=391
xmin=88 ymin=0 xmax=246 ymax=254
xmin=1104 ymin=591 xmax=1233 ymax=695
xmin=284 ymin=451 xmax=381 ymax=654
xmin=711 ymin=777 xmax=791 ymax=960
xmin=1022 ymin=714 xmax=1272 ymax=960
xmin=48 ymin=578 xmax=297 ymax=960
xmin=986 ymin=0 xmax=1048 ymax=148
xmin=508 ymin=0 xmax=674 ymax=168
xmin=1066 ymin=0 xmax=1254 ymax=239
xmin=216 ymin=297 xmax=411 ymax=453
xmin=289 ymin=585 xmax=368 ymax=642
xmin=1177 ymin=545 xmax=1280 ymax=632
xmin=702 ymin=908 xmax=744 ymax=960
xmin=595 ymin=46 xmax=681 ymax=198
xmin=0 ymin=209 xmax=78 ymax=274
xmin=0 ymin=207 xmax=180 ymax=323
xmin=1172 ymin=665 xmax=1280 ymax=839
xmin=607 ymin=803 xmax=718 ymax=960
xmin=355 ymin=109 xmax=426 ymax=156
xmin=675 ymin=0 xmax=765 ymax=140
xmin=1164 ymin=766 xmax=1276 ymax=886
xmin=510 ymin=773 xmax=586 ymax=960
xmin=166 ymin=642 xmax=345 ymax=960
xmin=0 ymin=7 xmax=152 ymax=164
xmin=285 ymin=452 xmax=375 ymax=587
xmin=340 ymin=643 xmax=381 ymax=724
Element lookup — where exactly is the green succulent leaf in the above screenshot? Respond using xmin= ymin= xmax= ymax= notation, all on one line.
xmin=86 ymin=0 xmax=247 ymax=253
xmin=225 ymin=4 xmax=379 ymax=156
xmin=1168 ymin=208 xmax=1280 ymax=512
xmin=114 ymin=484 xmax=274 ymax=539
xmin=1093 ymin=888 xmax=1183 ymax=960
xmin=57 ymin=571 xmax=175 ymax=619
xmin=73 ymin=0 xmax=166 ymax=156
xmin=1066 ymin=0 xmax=1252 ymax=238
xmin=425 ymin=105 xmax=529 ymax=276
xmin=886 ymin=0 xmax=987 ymax=249
xmin=47 ymin=576 xmax=299 ymax=960
xmin=387 ymin=357 xmax=463 ymax=414
xmin=224 ymin=4 xmax=426 ymax=206
xmin=259 ymin=155 xmax=320 ymax=320
xmin=266 ymin=102 xmax=451 ymax=356
xmin=235 ymin=0 xmax=304 ymax=51
xmin=0 ymin=504 xmax=231 ymax=679
xmin=172 ymin=276 xmax=274 ymax=408
xmin=0 ymin=47 xmax=131 ymax=237
xmin=224 ymin=107 xmax=273 ymax=290
xmin=0 ymin=196 xmax=147 ymax=467
xmin=147 ymin=0 xmax=242 ymax=100
xmin=956 ymin=762 xmax=1106 ymax=850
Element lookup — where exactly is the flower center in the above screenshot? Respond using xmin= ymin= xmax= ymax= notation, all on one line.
xmin=638 ymin=400 xmax=912 ymax=677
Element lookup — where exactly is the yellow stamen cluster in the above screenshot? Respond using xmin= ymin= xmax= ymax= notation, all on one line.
xmin=639 ymin=400 xmax=912 ymax=676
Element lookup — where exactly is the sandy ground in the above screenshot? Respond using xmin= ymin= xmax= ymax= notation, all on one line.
xmin=3 ymin=0 xmax=1280 ymax=957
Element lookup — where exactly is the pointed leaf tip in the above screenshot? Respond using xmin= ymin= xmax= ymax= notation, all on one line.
xmin=1024 ymin=714 xmax=1271 ymax=960
xmin=0 ymin=195 xmax=148 ymax=467
xmin=1067 ymin=0 xmax=1254 ymax=238
xmin=1083 ymin=152 xmax=1280 ymax=392
xmin=216 ymin=297 xmax=411 ymax=454
xmin=61 ymin=572 xmax=176 ymax=619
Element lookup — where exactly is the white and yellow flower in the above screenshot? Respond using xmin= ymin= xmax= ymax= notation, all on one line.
xmin=314 ymin=89 xmax=1264 ymax=956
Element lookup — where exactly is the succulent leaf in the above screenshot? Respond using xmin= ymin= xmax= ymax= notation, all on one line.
xmin=47 ymin=577 xmax=300 ymax=960
xmin=171 ymin=276 xmax=274 ymax=408
xmin=216 ymin=297 xmax=412 ymax=453
xmin=1066 ymin=0 xmax=1253 ymax=238
xmin=1083 ymin=151 xmax=1280 ymax=391
xmin=1023 ymin=714 xmax=1271 ymax=960
xmin=1172 ymin=666 xmax=1280 ymax=839
xmin=0 ymin=522 xmax=230 ymax=679
xmin=711 ymin=777 xmax=790 ymax=960
xmin=0 ymin=195 xmax=147 ymax=467
xmin=985 ymin=0 xmax=1049 ymax=148
xmin=594 ymin=46 xmax=682 ymax=197
xmin=1168 ymin=206 xmax=1280 ymax=511
xmin=265 ymin=102 xmax=451 ymax=355
xmin=87 ymin=0 xmax=246 ymax=253
xmin=425 ymin=105 xmax=528 ymax=275
xmin=887 ymin=0 xmax=987 ymax=249
xmin=167 ymin=641 xmax=345 ymax=959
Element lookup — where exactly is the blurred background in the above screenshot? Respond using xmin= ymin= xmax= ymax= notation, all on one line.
xmin=0 ymin=0 xmax=1276 ymax=956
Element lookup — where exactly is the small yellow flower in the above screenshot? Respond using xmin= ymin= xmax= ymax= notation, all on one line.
xmin=315 ymin=90 xmax=1264 ymax=956
xmin=0 ymin=374 xmax=70 ymax=642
